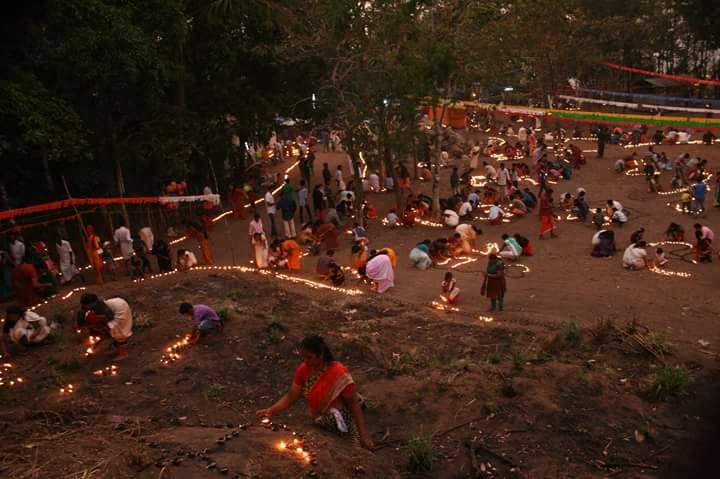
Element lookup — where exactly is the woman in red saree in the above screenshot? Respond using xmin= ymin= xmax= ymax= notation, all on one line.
xmin=538 ymin=190 xmax=558 ymax=239
xmin=84 ymin=225 xmax=104 ymax=284
xmin=256 ymin=336 xmax=374 ymax=449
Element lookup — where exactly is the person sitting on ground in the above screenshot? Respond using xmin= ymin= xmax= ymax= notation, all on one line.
xmin=364 ymin=252 xmax=395 ymax=293
xmin=447 ymin=233 xmax=464 ymax=257
xmin=78 ymin=293 xmax=133 ymax=359
xmin=488 ymin=201 xmax=504 ymax=225
xmin=402 ymin=203 xmax=417 ymax=227
xmin=499 ymin=234 xmax=522 ymax=260
xmin=521 ymin=188 xmax=537 ymax=208
xmin=458 ymin=199 xmax=473 ymax=220
xmin=180 ymin=302 xmax=223 ymax=343
xmin=509 ymin=193 xmax=528 ymax=216
xmin=611 ymin=207 xmax=627 ymax=227
xmin=177 ymin=249 xmax=198 ymax=271
xmin=560 ymin=193 xmax=573 ymax=210
xmin=443 ymin=208 xmax=460 ymax=228
xmin=591 ymin=229 xmax=616 ymax=257
xmin=429 ymin=238 xmax=450 ymax=261
xmin=328 ymin=262 xmax=345 ymax=286
xmin=351 ymin=222 xmax=368 ymax=245
xmin=702 ymin=130 xmax=716 ymax=145
xmin=1 ymin=304 xmax=51 ymax=359
xmin=350 ymin=242 xmax=369 ymax=271
xmin=606 ymin=199 xmax=624 ymax=218
xmin=316 ymin=250 xmax=335 ymax=280
xmin=441 ymin=272 xmax=460 ymax=304
xmin=655 ymin=247 xmax=669 ymax=267
xmin=467 ymin=190 xmax=481 ymax=208
xmin=256 ymin=335 xmax=374 ymax=449
xmin=630 ymin=228 xmax=645 ymax=245
xmin=592 ymin=208 xmax=605 ymax=230
xmin=573 ymin=191 xmax=589 ymax=220
xmin=280 ymin=238 xmax=302 ymax=272
xmin=622 ymin=241 xmax=649 ymax=270
xmin=409 ymin=240 xmax=433 ymax=270
xmin=513 ymin=233 xmax=533 ymax=256
xmin=455 ymin=223 xmax=482 ymax=254
xmin=385 ymin=209 xmax=399 ymax=227
xmin=665 ymin=222 xmax=685 ymax=241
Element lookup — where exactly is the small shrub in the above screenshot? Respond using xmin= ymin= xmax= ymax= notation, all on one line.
xmin=384 ymin=355 xmax=404 ymax=377
xmin=217 ymin=307 xmax=231 ymax=322
xmin=206 ymin=383 xmax=227 ymax=400
xmin=406 ymin=435 xmax=433 ymax=475
xmin=266 ymin=320 xmax=285 ymax=344
xmin=563 ymin=321 xmax=581 ymax=343
xmin=510 ymin=351 xmax=525 ymax=371
xmin=649 ymin=366 xmax=689 ymax=400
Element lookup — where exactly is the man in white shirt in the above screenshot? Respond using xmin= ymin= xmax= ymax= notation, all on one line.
xmin=518 ymin=126 xmax=527 ymax=143
xmin=488 ymin=202 xmax=504 ymax=225
xmin=443 ymin=209 xmax=460 ymax=227
xmin=79 ymin=293 xmax=133 ymax=359
xmin=611 ymin=208 xmax=627 ymax=226
xmin=113 ymin=220 xmax=134 ymax=274
xmin=264 ymin=189 xmax=278 ymax=237
xmin=606 ymin=199 xmax=623 ymax=217
xmin=298 ymin=180 xmax=311 ymax=223
xmin=2 ymin=305 xmax=51 ymax=358
xmin=386 ymin=210 xmax=399 ymax=227
xmin=440 ymin=149 xmax=449 ymax=167
xmin=458 ymin=200 xmax=473 ymax=219
xmin=694 ymin=223 xmax=714 ymax=242
xmin=496 ymin=164 xmax=512 ymax=202
xmin=335 ymin=165 xmax=344 ymax=188
xmin=623 ymin=241 xmax=648 ymax=270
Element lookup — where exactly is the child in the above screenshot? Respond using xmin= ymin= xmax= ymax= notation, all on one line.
xmin=100 ymin=242 xmax=119 ymax=279
xmin=386 ymin=209 xmax=399 ymax=227
xmin=611 ymin=207 xmax=627 ymax=227
xmin=441 ymin=272 xmax=460 ymax=304
xmin=592 ymin=208 xmax=604 ymax=230
xmin=655 ymin=247 xmax=668 ymax=267
xmin=329 ymin=262 xmax=345 ymax=286
xmin=680 ymin=190 xmax=691 ymax=212
xmin=252 ymin=232 xmax=269 ymax=269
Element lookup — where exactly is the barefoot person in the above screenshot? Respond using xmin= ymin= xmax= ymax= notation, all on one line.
xmin=256 ymin=335 xmax=374 ymax=449
xmin=78 ymin=293 xmax=133 ymax=359
xmin=1 ymin=304 xmax=51 ymax=359
xmin=482 ymin=254 xmax=506 ymax=311
xmin=539 ymin=190 xmax=557 ymax=239
xmin=179 ymin=302 xmax=223 ymax=343
xmin=622 ymin=241 xmax=649 ymax=270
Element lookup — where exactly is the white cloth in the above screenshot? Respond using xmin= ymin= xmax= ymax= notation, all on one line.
xmin=612 ymin=210 xmax=627 ymax=223
xmin=518 ymin=127 xmax=527 ymax=142
xmin=443 ymin=210 xmax=460 ymax=227
xmin=610 ymin=200 xmax=624 ymax=211
xmin=9 ymin=240 xmax=25 ymax=265
xmin=623 ymin=245 xmax=647 ymax=268
xmin=488 ymin=205 xmax=504 ymax=221
xmin=366 ymin=254 xmax=395 ymax=292
xmin=386 ymin=212 xmax=399 ymax=226
xmin=591 ymin=230 xmax=607 ymax=246
xmin=139 ymin=227 xmax=154 ymax=252
xmin=8 ymin=311 xmax=50 ymax=345
xmin=56 ymin=240 xmax=79 ymax=284
xmin=496 ymin=168 xmax=511 ymax=186
xmin=105 ymin=298 xmax=133 ymax=341
xmin=485 ymin=164 xmax=497 ymax=180
xmin=458 ymin=202 xmax=473 ymax=217
xmin=179 ymin=251 xmax=198 ymax=269
xmin=203 ymin=186 xmax=213 ymax=195
xmin=264 ymin=191 xmax=276 ymax=215
xmin=113 ymin=226 xmax=133 ymax=259
xmin=253 ymin=233 xmax=269 ymax=268
xmin=700 ymin=225 xmax=714 ymax=241
xmin=369 ymin=173 xmax=380 ymax=191
xmin=455 ymin=224 xmax=476 ymax=241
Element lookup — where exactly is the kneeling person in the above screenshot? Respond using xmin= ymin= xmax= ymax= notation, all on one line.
xmin=78 ymin=293 xmax=133 ymax=359
xmin=179 ymin=302 xmax=223 ymax=343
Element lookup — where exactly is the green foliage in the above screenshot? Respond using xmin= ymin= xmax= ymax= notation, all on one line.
xmin=217 ymin=307 xmax=231 ymax=323
xmin=649 ymin=366 xmax=690 ymax=401
xmin=206 ymin=383 xmax=227 ymax=400
xmin=266 ymin=319 xmax=285 ymax=344
xmin=511 ymin=351 xmax=526 ymax=371
xmin=563 ymin=321 xmax=581 ymax=343
xmin=406 ymin=435 xmax=434 ymax=475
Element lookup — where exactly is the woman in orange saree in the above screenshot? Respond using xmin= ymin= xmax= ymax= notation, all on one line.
xmin=186 ymin=222 xmax=214 ymax=265
xmin=84 ymin=225 xmax=104 ymax=284
xmin=230 ymin=185 xmax=247 ymax=219
xmin=280 ymin=239 xmax=302 ymax=271
xmin=538 ymin=191 xmax=557 ymax=239
xmin=256 ymin=336 xmax=374 ymax=449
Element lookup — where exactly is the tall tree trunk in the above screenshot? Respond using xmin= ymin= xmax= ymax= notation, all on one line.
xmin=42 ymin=152 xmax=69 ymax=239
xmin=431 ymin=97 xmax=449 ymax=218
xmin=377 ymin=112 xmax=403 ymax=212
xmin=343 ymin=128 xmax=365 ymax=224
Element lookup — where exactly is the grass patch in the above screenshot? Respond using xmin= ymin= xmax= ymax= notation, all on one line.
xmin=384 ymin=348 xmax=430 ymax=377
xmin=206 ymin=383 xmax=227 ymax=400
xmin=510 ymin=351 xmax=526 ymax=371
xmin=648 ymin=366 xmax=689 ymax=400
xmin=406 ymin=435 xmax=433 ymax=475
xmin=563 ymin=320 xmax=581 ymax=343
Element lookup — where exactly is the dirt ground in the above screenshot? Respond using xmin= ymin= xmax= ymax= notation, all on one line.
xmin=1 ymin=131 xmax=719 ymax=479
